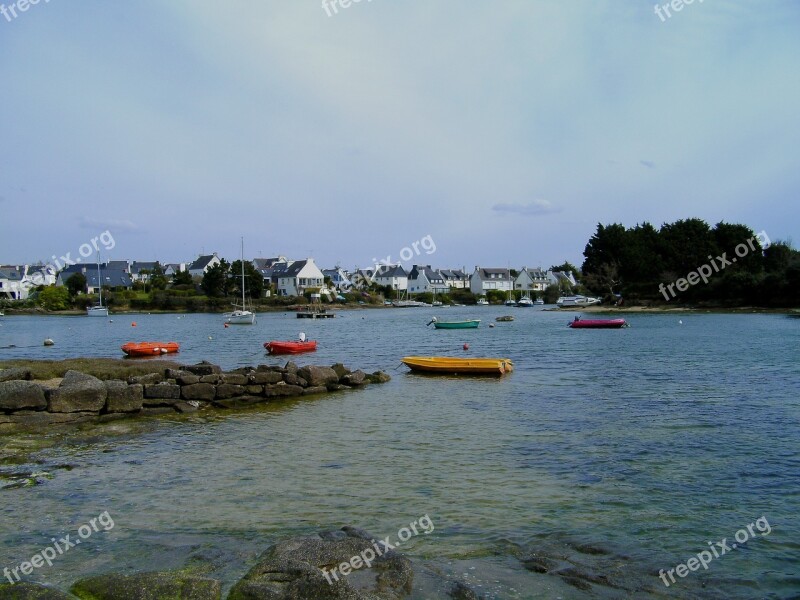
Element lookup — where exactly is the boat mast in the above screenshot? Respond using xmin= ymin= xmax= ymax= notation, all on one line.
xmin=241 ymin=237 xmax=246 ymax=309
xmin=97 ymin=251 xmax=103 ymax=307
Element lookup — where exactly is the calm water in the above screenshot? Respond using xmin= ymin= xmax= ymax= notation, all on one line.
xmin=0 ymin=309 xmax=798 ymax=598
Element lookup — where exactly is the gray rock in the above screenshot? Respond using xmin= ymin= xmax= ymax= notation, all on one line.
xmin=264 ymin=384 xmax=304 ymax=398
xmin=215 ymin=384 xmax=246 ymax=399
xmin=342 ymin=370 xmax=366 ymax=386
xmin=104 ymin=381 xmax=143 ymax=413
xmin=200 ymin=374 xmax=221 ymax=384
xmin=0 ymin=367 xmax=32 ymax=382
xmin=284 ymin=360 xmax=298 ymax=373
xmin=177 ymin=374 xmax=200 ymax=385
xmin=221 ymin=373 xmax=248 ymax=385
xmin=326 ymin=383 xmax=349 ymax=392
xmin=297 ymin=366 xmax=339 ymax=388
xmin=0 ymin=380 xmax=47 ymax=411
xmin=128 ymin=372 xmax=164 ymax=385
xmin=367 ymin=372 xmax=391 ymax=384
xmin=185 ymin=362 xmax=222 ymax=376
xmin=331 ymin=363 xmax=350 ymax=379
xmin=251 ymin=371 xmax=283 ymax=385
xmin=246 ymin=385 xmax=264 ymax=395
xmin=174 ymin=401 xmax=200 ymax=413
xmin=181 ymin=383 xmax=216 ymax=402
xmin=0 ymin=582 xmax=76 ymax=598
xmin=282 ymin=372 xmax=301 ymax=386
xmin=228 ymin=526 xmax=412 ymax=600
xmin=143 ymin=383 xmax=181 ymax=400
xmin=70 ymin=571 xmax=221 ymax=600
xmin=302 ymin=386 xmax=328 ymax=396
xmin=48 ymin=371 xmax=107 ymax=413
xmin=213 ymin=396 xmax=266 ymax=409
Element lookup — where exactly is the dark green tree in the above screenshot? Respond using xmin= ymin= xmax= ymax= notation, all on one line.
xmin=172 ymin=269 xmax=193 ymax=286
xmin=229 ymin=260 xmax=264 ymax=298
xmin=66 ymin=272 xmax=87 ymax=297
xmin=201 ymin=260 xmax=230 ymax=297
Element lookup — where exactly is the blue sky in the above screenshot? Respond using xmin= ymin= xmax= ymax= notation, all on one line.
xmin=1 ymin=1 xmax=798 ymax=271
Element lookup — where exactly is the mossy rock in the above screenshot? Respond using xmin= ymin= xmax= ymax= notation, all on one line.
xmin=70 ymin=572 xmax=220 ymax=600
xmin=0 ymin=583 xmax=76 ymax=599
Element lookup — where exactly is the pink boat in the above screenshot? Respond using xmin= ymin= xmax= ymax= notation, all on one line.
xmin=568 ymin=317 xmax=628 ymax=329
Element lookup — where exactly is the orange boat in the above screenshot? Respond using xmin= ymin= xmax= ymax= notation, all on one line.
xmin=121 ymin=342 xmax=180 ymax=357
xmin=264 ymin=340 xmax=317 ymax=355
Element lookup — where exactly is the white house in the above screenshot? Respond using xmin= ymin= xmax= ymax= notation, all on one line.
xmin=407 ymin=265 xmax=448 ymax=295
xmin=439 ymin=269 xmax=469 ymax=289
xmin=469 ymin=267 xmax=513 ymax=295
xmin=163 ymin=263 xmax=186 ymax=277
xmin=277 ymin=258 xmax=325 ymax=296
xmin=515 ymin=267 xmax=550 ymax=293
xmin=373 ymin=264 xmax=408 ymax=291
xmin=0 ymin=266 xmax=25 ymax=300
xmin=323 ymin=267 xmax=353 ymax=291
xmin=547 ymin=270 xmax=578 ymax=289
xmin=188 ymin=254 xmax=221 ymax=278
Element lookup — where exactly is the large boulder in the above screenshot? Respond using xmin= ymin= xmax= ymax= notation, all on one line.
xmin=184 ymin=362 xmax=222 ymax=376
xmin=341 ymin=370 xmax=366 ymax=386
xmin=104 ymin=381 xmax=143 ymax=413
xmin=70 ymin=571 xmax=221 ymax=600
xmin=215 ymin=384 xmax=246 ymax=399
xmin=221 ymin=373 xmax=248 ymax=385
xmin=128 ymin=372 xmax=163 ymax=385
xmin=228 ymin=526 xmax=412 ymax=600
xmin=297 ymin=366 xmax=339 ymax=388
xmin=251 ymin=371 xmax=283 ymax=385
xmin=0 ymin=582 xmax=76 ymax=598
xmin=180 ymin=383 xmax=216 ymax=402
xmin=0 ymin=380 xmax=47 ymax=411
xmin=330 ymin=363 xmax=350 ymax=379
xmin=263 ymin=384 xmax=304 ymax=398
xmin=47 ymin=371 xmax=107 ymax=413
xmin=143 ymin=383 xmax=181 ymax=401
xmin=0 ymin=367 xmax=32 ymax=382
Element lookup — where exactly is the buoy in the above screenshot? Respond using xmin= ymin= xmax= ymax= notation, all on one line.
xmin=224 ymin=323 xmax=229 ymax=328
xmin=108 ymin=319 xmax=113 ymax=323
xmin=131 ymin=322 xmax=137 ymax=327
xmin=463 ymin=343 xmax=469 ymax=351
xmin=489 ymin=323 xmax=495 ymax=328
xmin=43 ymin=338 xmax=54 ymax=346
xmin=208 ymin=336 xmax=213 ymax=340
xmin=678 ymin=320 xmax=683 ymax=325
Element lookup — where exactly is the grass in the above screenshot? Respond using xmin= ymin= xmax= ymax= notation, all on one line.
xmin=0 ymin=358 xmax=183 ymax=381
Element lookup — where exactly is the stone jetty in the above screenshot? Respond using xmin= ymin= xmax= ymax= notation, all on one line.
xmin=0 ymin=361 xmax=391 ymax=432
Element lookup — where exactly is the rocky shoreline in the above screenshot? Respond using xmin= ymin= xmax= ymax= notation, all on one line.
xmin=0 ymin=361 xmax=390 ymax=433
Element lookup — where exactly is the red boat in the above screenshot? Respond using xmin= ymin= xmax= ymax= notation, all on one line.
xmin=568 ymin=317 xmax=628 ymax=329
xmin=264 ymin=340 xmax=318 ymax=354
xmin=121 ymin=341 xmax=180 ymax=356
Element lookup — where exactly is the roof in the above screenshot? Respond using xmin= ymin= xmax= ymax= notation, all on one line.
xmin=374 ymin=264 xmax=407 ymax=278
xmin=85 ymin=270 xmax=133 ymax=288
xmin=188 ymin=255 xmax=218 ymax=271
xmin=472 ymin=267 xmax=511 ymax=280
xmin=281 ymin=260 xmax=308 ymax=277
xmin=130 ymin=261 xmax=160 ymax=274
xmin=253 ymin=257 xmax=287 ymax=269
xmin=107 ymin=260 xmax=130 ymax=271
xmin=439 ymin=269 xmax=467 ymax=279
xmin=408 ymin=265 xmax=443 ymax=282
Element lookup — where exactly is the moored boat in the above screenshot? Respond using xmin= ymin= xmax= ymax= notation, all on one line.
xmin=533 ymin=298 xmax=544 ymax=305
xmin=427 ymin=317 xmax=480 ymax=329
xmin=121 ymin=342 xmax=180 ymax=356
xmin=557 ymin=295 xmax=601 ymax=307
xmin=401 ymin=356 xmax=514 ymax=375
xmin=476 ymin=297 xmax=489 ymax=306
xmin=568 ymin=317 xmax=628 ymax=329
xmin=264 ymin=340 xmax=318 ymax=354
xmin=517 ymin=295 xmax=533 ymax=307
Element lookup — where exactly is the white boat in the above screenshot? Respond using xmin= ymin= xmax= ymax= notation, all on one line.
xmin=87 ymin=253 xmax=109 ymax=317
xmin=224 ymin=238 xmax=256 ymax=325
xmin=476 ymin=297 xmax=489 ymax=306
xmin=556 ymin=295 xmax=601 ymax=307
xmin=517 ymin=295 xmax=533 ymax=307
xmin=534 ymin=298 xmax=544 ymax=305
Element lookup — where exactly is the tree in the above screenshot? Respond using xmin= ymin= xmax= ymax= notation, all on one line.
xmin=172 ymin=269 xmax=193 ymax=286
xmin=149 ymin=265 xmax=168 ymax=290
xmin=201 ymin=260 xmax=230 ymax=297
xmin=229 ymin=260 xmax=264 ymax=298
xmin=39 ymin=286 xmax=70 ymax=311
xmin=550 ymin=261 xmax=581 ymax=279
xmin=66 ymin=273 xmax=87 ymax=297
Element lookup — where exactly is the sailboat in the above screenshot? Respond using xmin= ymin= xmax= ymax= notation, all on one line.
xmin=87 ymin=253 xmax=109 ymax=317
xmin=224 ymin=238 xmax=256 ymax=325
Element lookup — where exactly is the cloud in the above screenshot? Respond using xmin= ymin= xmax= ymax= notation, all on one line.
xmin=640 ymin=160 xmax=656 ymax=169
xmin=492 ymin=199 xmax=561 ymax=216
xmin=78 ymin=217 xmax=139 ymax=232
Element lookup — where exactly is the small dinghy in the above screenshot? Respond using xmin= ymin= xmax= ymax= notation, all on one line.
xmin=401 ymin=356 xmax=513 ymax=376
xmin=568 ymin=317 xmax=628 ymax=329
xmin=121 ymin=342 xmax=180 ymax=356
xmin=264 ymin=333 xmax=318 ymax=354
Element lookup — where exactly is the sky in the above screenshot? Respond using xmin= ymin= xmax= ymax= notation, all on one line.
xmin=1 ymin=0 xmax=798 ymax=273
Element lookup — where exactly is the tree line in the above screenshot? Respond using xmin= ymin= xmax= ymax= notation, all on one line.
xmin=580 ymin=218 xmax=799 ymax=306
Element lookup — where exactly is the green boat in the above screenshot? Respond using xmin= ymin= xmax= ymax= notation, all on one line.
xmin=427 ymin=317 xmax=481 ymax=329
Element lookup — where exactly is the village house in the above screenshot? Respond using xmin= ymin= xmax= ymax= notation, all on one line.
xmin=469 ymin=267 xmax=514 ymax=295
xmin=277 ymin=258 xmax=324 ymax=296
xmin=188 ymin=254 xmax=221 ymax=279
xmin=407 ymin=265 xmax=448 ymax=295
xmin=372 ymin=264 xmax=408 ymax=292
xmin=514 ymin=267 xmax=551 ymax=293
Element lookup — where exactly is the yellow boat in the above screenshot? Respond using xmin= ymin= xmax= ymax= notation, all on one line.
xmin=401 ymin=356 xmax=514 ymax=376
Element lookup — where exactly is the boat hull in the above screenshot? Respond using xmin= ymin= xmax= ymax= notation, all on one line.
xmin=264 ymin=340 xmax=318 ymax=354
xmin=225 ymin=310 xmax=256 ymax=325
xmin=87 ymin=307 xmax=109 ymax=317
xmin=568 ymin=319 xmax=627 ymax=329
xmin=402 ymin=356 xmax=513 ymax=375
xmin=121 ymin=342 xmax=180 ymax=356
xmin=432 ymin=320 xmax=480 ymax=329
